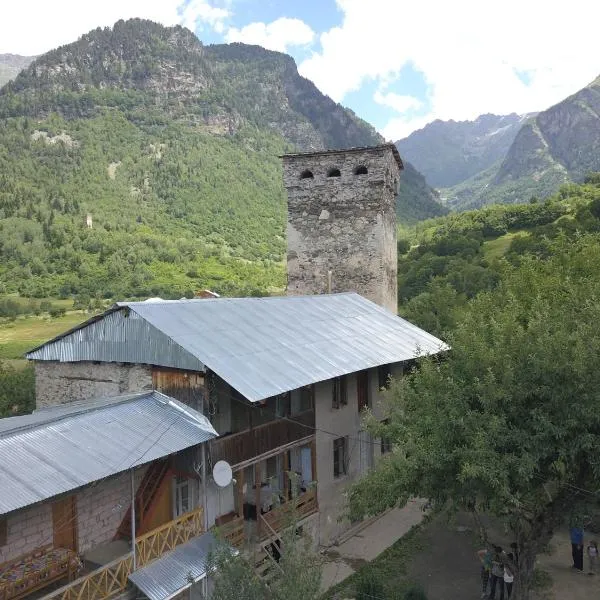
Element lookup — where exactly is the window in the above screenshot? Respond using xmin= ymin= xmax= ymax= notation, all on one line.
xmin=380 ymin=419 xmax=392 ymax=455
xmin=357 ymin=370 xmax=369 ymax=413
xmin=300 ymin=169 xmax=314 ymax=179
xmin=173 ymin=476 xmax=191 ymax=518
xmin=0 ymin=518 xmax=6 ymax=546
xmin=354 ymin=165 xmax=368 ymax=175
xmin=333 ymin=437 xmax=348 ymax=478
xmin=299 ymin=385 xmax=314 ymax=412
xmin=327 ymin=167 xmax=341 ymax=177
xmin=332 ymin=376 xmax=347 ymax=409
xmin=378 ymin=364 xmax=392 ymax=390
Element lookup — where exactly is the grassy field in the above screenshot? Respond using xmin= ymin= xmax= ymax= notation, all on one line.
xmin=0 ymin=311 xmax=89 ymax=361
xmin=482 ymin=230 xmax=527 ymax=260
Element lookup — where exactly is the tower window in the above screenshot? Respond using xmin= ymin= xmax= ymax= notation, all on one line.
xmin=354 ymin=165 xmax=368 ymax=175
xmin=300 ymin=169 xmax=314 ymax=179
xmin=327 ymin=168 xmax=341 ymax=178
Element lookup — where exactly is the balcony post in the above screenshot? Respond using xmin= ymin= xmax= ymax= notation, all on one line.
xmin=255 ymin=462 xmax=262 ymax=539
xmin=131 ymin=468 xmax=136 ymax=570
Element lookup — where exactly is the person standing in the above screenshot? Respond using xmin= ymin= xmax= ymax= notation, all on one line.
xmin=489 ymin=546 xmax=504 ymax=599
xmin=587 ymin=540 xmax=598 ymax=575
xmin=477 ymin=547 xmax=492 ymax=598
xmin=570 ymin=526 xmax=584 ymax=571
xmin=503 ymin=553 xmax=515 ymax=599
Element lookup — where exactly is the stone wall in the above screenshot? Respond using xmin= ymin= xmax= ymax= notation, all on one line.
xmin=283 ymin=145 xmax=401 ymax=314
xmin=34 ymin=361 xmax=153 ymax=408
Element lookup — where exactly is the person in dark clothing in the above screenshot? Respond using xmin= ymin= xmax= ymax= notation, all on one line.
xmin=571 ymin=526 xmax=584 ymax=571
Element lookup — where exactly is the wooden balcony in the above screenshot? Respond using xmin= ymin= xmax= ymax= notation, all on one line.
xmin=259 ymin=489 xmax=318 ymax=540
xmin=209 ymin=410 xmax=315 ymax=468
xmin=42 ymin=506 xmax=204 ymax=600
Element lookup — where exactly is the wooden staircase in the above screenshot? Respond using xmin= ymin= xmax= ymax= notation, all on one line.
xmin=114 ymin=458 xmax=170 ymax=540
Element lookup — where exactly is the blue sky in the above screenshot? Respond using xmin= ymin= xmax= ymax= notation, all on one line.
xmin=2 ymin=0 xmax=600 ymax=139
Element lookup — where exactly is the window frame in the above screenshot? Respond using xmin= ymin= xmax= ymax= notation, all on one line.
xmin=333 ymin=436 xmax=348 ymax=478
xmin=378 ymin=364 xmax=392 ymax=390
xmin=332 ymin=376 xmax=348 ymax=409
xmin=380 ymin=419 xmax=392 ymax=455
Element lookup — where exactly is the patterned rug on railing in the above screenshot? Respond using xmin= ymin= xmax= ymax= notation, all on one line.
xmin=0 ymin=547 xmax=80 ymax=599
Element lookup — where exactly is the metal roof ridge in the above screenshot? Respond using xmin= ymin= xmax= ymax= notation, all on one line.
xmin=153 ymin=391 xmax=218 ymax=438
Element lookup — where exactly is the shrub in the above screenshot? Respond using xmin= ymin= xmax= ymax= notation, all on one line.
xmin=355 ymin=570 xmax=386 ymax=600
xmin=404 ymin=585 xmax=428 ymax=600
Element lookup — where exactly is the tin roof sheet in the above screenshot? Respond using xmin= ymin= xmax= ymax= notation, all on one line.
xmin=0 ymin=391 xmax=218 ymax=515
xmin=27 ymin=293 xmax=449 ymax=403
xmin=129 ymin=532 xmax=220 ymax=600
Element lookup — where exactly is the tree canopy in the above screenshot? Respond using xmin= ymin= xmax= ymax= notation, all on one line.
xmin=350 ymin=235 xmax=600 ymax=599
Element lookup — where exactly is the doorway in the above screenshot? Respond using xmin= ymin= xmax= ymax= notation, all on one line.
xmin=52 ymin=496 xmax=77 ymax=551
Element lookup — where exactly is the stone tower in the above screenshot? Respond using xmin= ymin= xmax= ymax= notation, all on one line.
xmin=283 ymin=144 xmax=403 ymax=314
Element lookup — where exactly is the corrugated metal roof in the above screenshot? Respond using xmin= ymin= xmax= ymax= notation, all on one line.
xmin=26 ymin=308 xmax=203 ymax=371
xmin=0 ymin=391 xmax=218 ymax=515
xmin=129 ymin=532 xmax=220 ymax=600
xmin=27 ymin=293 xmax=449 ymax=403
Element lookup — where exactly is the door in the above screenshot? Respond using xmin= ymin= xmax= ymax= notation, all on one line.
xmin=52 ymin=496 xmax=77 ymax=551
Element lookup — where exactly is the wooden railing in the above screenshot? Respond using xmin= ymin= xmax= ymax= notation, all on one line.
xmin=42 ymin=506 xmax=204 ymax=600
xmin=213 ymin=514 xmax=245 ymax=548
xmin=259 ymin=489 xmax=317 ymax=539
xmin=42 ymin=554 xmax=133 ymax=600
xmin=209 ymin=410 xmax=315 ymax=467
xmin=135 ymin=506 xmax=203 ymax=566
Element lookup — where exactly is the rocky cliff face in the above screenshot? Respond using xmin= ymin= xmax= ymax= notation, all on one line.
xmin=496 ymin=77 xmax=600 ymax=186
xmin=397 ymin=113 xmax=530 ymax=188
xmin=0 ymin=54 xmax=35 ymax=88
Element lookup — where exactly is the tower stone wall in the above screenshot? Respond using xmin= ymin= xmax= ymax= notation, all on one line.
xmin=283 ymin=144 xmax=403 ymax=313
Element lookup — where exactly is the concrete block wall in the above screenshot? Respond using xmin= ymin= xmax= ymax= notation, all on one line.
xmin=34 ymin=362 xmax=153 ymax=408
xmin=314 ymin=362 xmax=404 ymax=545
xmin=0 ymin=466 xmax=148 ymax=565
xmin=0 ymin=502 xmax=53 ymax=564
xmin=77 ymin=466 xmax=147 ymax=554
xmin=283 ymin=146 xmax=401 ymax=314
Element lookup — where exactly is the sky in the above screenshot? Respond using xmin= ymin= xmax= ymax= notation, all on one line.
xmin=1 ymin=0 xmax=600 ymax=140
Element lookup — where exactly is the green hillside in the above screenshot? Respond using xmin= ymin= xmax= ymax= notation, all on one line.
xmin=0 ymin=19 xmax=443 ymax=300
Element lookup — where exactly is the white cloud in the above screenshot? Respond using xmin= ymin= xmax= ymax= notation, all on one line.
xmin=225 ymin=17 xmax=314 ymax=53
xmin=299 ymin=0 xmax=600 ymax=139
xmin=0 ymin=0 xmax=230 ymax=56
xmin=180 ymin=0 xmax=230 ymax=33
xmin=374 ymin=90 xmax=422 ymax=113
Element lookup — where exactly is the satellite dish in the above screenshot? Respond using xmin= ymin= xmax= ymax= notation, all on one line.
xmin=213 ymin=460 xmax=233 ymax=487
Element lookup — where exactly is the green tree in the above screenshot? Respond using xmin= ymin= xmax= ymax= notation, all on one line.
xmin=210 ymin=521 xmax=322 ymax=600
xmin=349 ymin=237 xmax=600 ymax=600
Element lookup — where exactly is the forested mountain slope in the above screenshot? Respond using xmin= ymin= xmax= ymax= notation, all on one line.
xmin=0 ymin=19 xmax=442 ymax=299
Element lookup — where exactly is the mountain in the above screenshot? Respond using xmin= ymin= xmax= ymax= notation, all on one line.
xmin=0 ymin=19 xmax=443 ymax=300
xmin=397 ymin=113 xmax=530 ymax=189
xmin=396 ymin=160 xmax=448 ymax=224
xmin=493 ymin=76 xmax=600 ymax=191
xmin=0 ymin=54 xmax=35 ymax=87
xmin=443 ymin=76 xmax=600 ymax=210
